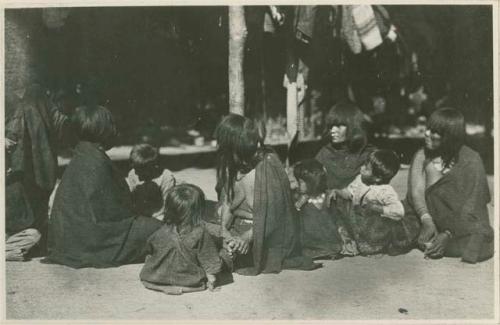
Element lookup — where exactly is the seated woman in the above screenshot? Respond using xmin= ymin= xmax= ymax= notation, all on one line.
xmin=44 ymin=105 xmax=162 ymax=268
xmin=406 ymin=107 xmax=493 ymax=263
xmin=315 ymin=100 xmax=374 ymax=190
xmin=215 ymin=114 xmax=319 ymax=275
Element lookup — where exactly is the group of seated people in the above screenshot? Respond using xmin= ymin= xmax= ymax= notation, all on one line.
xmin=5 ymin=84 xmax=494 ymax=295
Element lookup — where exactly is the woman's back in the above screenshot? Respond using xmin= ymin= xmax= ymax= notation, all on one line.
xmin=47 ymin=141 xmax=137 ymax=268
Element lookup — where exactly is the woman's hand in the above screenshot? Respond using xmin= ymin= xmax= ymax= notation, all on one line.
xmin=418 ymin=215 xmax=438 ymax=248
xmin=424 ymin=232 xmax=450 ymax=258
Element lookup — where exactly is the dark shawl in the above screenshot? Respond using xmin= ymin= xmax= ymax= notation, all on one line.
xmin=425 ymin=146 xmax=492 ymax=239
xmin=140 ymin=224 xmax=222 ymax=287
xmin=5 ymin=85 xmax=68 ymax=234
xmin=299 ymin=202 xmax=342 ymax=258
xmin=46 ymin=141 xmax=161 ymax=268
xmin=244 ymin=150 xmax=316 ymax=275
xmin=315 ymin=144 xmax=374 ymax=189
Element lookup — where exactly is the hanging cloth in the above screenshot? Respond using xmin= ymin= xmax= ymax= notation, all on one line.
xmin=341 ymin=6 xmax=362 ymax=54
xmin=352 ymin=5 xmax=383 ymax=51
xmin=294 ymin=6 xmax=317 ymax=44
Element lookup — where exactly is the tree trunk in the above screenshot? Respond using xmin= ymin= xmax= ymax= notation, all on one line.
xmin=228 ymin=6 xmax=247 ymax=115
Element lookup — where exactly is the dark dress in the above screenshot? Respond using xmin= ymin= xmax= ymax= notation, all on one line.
xmin=45 ymin=141 xmax=162 ymax=268
xmin=406 ymin=146 xmax=494 ymax=263
xmin=140 ymin=224 xmax=222 ymax=287
xmin=298 ymin=202 xmax=342 ymax=259
xmin=315 ymin=143 xmax=374 ymax=189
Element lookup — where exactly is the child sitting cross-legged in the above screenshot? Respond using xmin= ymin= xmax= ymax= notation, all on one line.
xmin=330 ymin=150 xmax=410 ymax=255
xmin=140 ymin=184 xmax=222 ymax=295
xmin=126 ymin=144 xmax=175 ymax=220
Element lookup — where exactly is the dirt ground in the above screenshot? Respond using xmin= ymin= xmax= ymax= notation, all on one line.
xmin=5 ymin=168 xmax=496 ymax=320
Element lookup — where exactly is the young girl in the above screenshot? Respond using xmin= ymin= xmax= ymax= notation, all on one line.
xmin=140 ymin=184 xmax=222 ymax=295
xmin=332 ymin=149 xmax=412 ymax=255
xmin=293 ymin=159 xmax=344 ymax=259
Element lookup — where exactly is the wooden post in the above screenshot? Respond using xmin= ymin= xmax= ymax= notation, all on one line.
xmin=228 ymin=6 xmax=247 ymax=116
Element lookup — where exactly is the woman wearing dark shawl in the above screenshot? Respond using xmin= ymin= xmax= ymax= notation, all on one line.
xmin=215 ymin=114 xmax=319 ymax=275
xmin=45 ymin=106 xmax=162 ymax=268
xmin=406 ymin=107 xmax=493 ymax=263
xmin=315 ymin=101 xmax=374 ymax=190
xmin=5 ymin=83 xmax=70 ymax=260
xmin=316 ymin=101 xmax=418 ymax=255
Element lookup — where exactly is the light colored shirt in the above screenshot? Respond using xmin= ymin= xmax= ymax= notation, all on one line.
xmin=126 ymin=168 xmax=176 ymax=220
xmin=347 ymin=175 xmax=404 ymax=221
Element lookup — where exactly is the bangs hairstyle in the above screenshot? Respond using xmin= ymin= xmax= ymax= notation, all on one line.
xmin=72 ymin=105 xmax=117 ymax=148
xmin=214 ymin=114 xmax=265 ymax=200
xmin=164 ymin=184 xmax=206 ymax=228
xmin=130 ymin=144 xmax=159 ymax=168
xmin=324 ymin=101 xmax=367 ymax=152
xmin=426 ymin=107 xmax=465 ymax=167
xmin=367 ymin=150 xmax=400 ymax=184
xmin=293 ymin=159 xmax=327 ymax=196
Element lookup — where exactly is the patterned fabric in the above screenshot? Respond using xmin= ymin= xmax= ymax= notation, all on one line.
xmin=341 ymin=6 xmax=362 ymax=54
xmin=351 ymin=5 xmax=383 ymax=51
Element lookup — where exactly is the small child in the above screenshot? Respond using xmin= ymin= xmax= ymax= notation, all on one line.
xmin=140 ymin=184 xmax=222 ymax=295
xmin=333 ymin=149 xmax=404 ymax=220
xmin=293 ymin=159 xmax=343 ymax=259
xmin=126 ymin=144 xmax=176 ymax=220
xmin=332 ymin=149 xmax=405 ymax=255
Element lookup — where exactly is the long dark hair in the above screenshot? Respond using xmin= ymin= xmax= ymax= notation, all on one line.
xmin=214 ymin=114 xmax=265 ymax=200
xmin=324 ymin=100 xmax=367 ymax=153
xmin=425 ymin=107 xmax=465 ymax=168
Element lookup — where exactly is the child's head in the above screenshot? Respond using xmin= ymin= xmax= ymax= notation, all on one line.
xmin=72 ymin=105 xmax=118 ymax=150
xmin=164 ymin=184 xmax=206 ymax=229
xmin=132 ymin=181 xmax=163 ymax=217
xmin=361 ymin=150 xmax=400 ymax=185
xmin=130 ymin=144 xmax=161 ymax=182
xmin=293 ymin=159 xmax=327 ymax=196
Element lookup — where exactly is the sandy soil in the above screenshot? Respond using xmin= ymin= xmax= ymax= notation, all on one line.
xmin=5 ymin=168 xmax=496 ymax=320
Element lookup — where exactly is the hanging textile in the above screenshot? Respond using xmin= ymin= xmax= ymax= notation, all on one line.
xmin=341 ymin=6 xmax=362 ymax=54
xmin=351 ymin=5 xmax=383 ymax=51
xmin=294 ymin=6 xmax=317 ymax=44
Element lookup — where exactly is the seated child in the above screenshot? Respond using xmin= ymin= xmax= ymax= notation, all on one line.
xmin=331 ymin=149 xmax=406 ymax=255
xmin=126 ymin=144 xmax=176 ymax=220
xmin=140 ymin=184 xmax=222 ymax=295
xmin=293 ymin=159 xmax=343 ymax=259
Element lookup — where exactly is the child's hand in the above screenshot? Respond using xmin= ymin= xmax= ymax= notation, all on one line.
xmin=223 ymin=237 xmax=237 ymax=256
